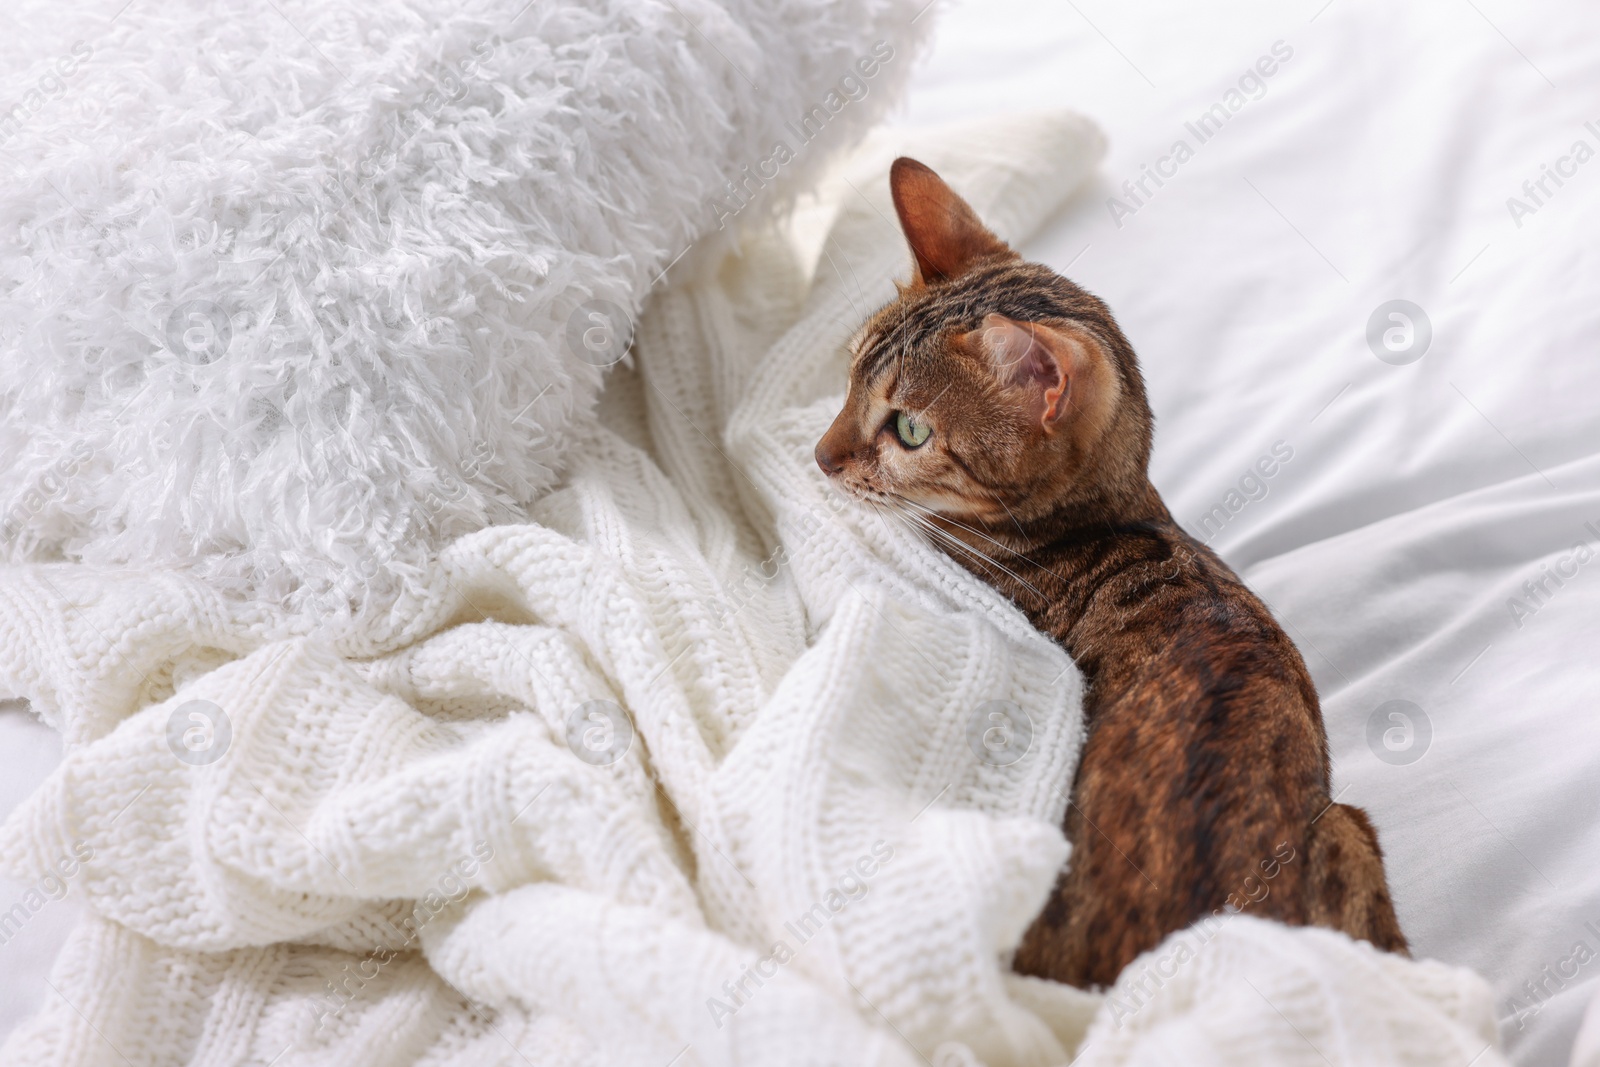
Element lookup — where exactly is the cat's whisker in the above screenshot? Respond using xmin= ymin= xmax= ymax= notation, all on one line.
xmin=893 ymin=505 xmax=1045 ymax=602
xmin=821 ymin=246 xmax=866 ymax=322
xmin=866 ymin=498 xmax=926 ymax=549
xmin=907 ymin=514 xmax=1012 ymax=586
xmin=893 ymin=504 xmax=1049 ymax=600
xmin=992 ymin=493 xmax=1031 ymax=546
xmin=873 ymin=500 xmax=933 ymax=546
xmin=865 ymin=499 xmax=907 ymax=540
xmin=904 ymin=380 xmax=954 ymax=425
xmin=919 ymin=522 xmax=1044 ymax=603
xmin=891 ymin=493 xmax=1067 ymax=585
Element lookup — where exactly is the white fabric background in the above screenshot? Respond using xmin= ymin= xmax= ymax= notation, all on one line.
xmin=2 ymin=1 xmax=1597 ymax=1064
xmin=886 ymin=2 xmax=1600 ymax=1066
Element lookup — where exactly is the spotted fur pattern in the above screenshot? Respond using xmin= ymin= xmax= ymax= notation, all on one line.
xmin=816 ymin=159 xmax=1407 ymax=989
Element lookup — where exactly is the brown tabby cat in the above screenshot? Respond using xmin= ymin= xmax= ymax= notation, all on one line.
xmin=815 ymin=158 xmax=1408 ymax=989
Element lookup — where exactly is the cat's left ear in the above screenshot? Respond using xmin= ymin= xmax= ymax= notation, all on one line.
xmin=890 ymin=158 xmax=1013 ymax=285
xmin=967 ymin=314 xmax=1119 ymax=430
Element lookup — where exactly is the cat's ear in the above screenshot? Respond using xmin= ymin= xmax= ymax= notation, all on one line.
xmin=968 ymin=314 xmax=1116 ymax=430
xmin=890 ymin=157 xmax=1012 ymax=286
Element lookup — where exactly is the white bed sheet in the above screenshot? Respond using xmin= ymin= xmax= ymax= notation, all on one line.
xmin=888 ymin=2 xmax=1600 ymax=1065
xmin=3 ymin=1 xmax=1598 ymax=1064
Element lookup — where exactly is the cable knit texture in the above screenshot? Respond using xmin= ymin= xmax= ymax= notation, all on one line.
xmin=0 ymin=116 xmax=1506 ymax=1066
xmin=0 ymin=0 xmax=928 ymax=626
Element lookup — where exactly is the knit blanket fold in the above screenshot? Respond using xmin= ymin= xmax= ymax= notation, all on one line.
xmin=0 ymin=113 xmax=1507 ymax=1067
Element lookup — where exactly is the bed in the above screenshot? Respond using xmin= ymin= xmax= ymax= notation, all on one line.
xmin=3 ymin=1 xmax=1597 ymax=1064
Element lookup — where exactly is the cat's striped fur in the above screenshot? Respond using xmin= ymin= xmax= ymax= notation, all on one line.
xmin=815 ymin=158 xmax=1407 ymax=988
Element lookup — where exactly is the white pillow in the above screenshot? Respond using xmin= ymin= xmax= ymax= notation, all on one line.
xmin=0 ymin=0 xmax=931 ymax=624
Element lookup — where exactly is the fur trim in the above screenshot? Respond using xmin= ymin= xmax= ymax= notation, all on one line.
xmin=0 ymin=0 xmax=930 ymax=624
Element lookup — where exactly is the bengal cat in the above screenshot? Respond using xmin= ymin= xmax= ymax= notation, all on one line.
xmin=815 ymin=158 xmax=1407 ymax=988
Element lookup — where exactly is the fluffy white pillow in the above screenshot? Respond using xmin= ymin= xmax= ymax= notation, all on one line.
xmin=0 ymin=0 xmax=930 ymax=622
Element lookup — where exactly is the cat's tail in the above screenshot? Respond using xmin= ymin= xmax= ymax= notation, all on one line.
xmin=1306 ymin=801 xmax=1410 ymax=956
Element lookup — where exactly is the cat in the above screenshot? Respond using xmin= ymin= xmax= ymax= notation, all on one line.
xmin=814 ymin=158 xmax=1408 ymax=989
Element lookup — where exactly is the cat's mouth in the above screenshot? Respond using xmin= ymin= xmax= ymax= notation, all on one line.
xmin=828 ymin=476 xmax=974 ymax=526
xmin=826 ymin=473 xmax=886 ymax=506
xmin=825 ymin=473 xmax=922 ymax=519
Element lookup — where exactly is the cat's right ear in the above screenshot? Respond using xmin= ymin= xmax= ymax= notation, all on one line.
xmin=890 ymin=158 xmax=1012 ymax=286
xmin=967 ymin=314 xmax=1122 ymax=433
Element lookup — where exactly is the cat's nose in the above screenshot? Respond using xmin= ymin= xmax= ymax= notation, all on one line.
xmin=815 ymin=441 xmax=846 ymax=475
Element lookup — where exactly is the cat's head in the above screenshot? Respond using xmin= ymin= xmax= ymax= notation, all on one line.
xmin=815 ymin=158 xmax=1154 ymax=530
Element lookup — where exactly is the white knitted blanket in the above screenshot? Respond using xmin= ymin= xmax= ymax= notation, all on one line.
xmin=0 ymin=115 xmax=1507 ymax=1067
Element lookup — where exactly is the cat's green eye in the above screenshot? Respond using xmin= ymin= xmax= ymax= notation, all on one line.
xmin=894 ymin=411 xmax=932 ymax=448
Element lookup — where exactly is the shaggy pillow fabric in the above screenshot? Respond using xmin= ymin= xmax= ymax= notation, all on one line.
xmin=0 ymin=0 xmax=930 ymax=624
